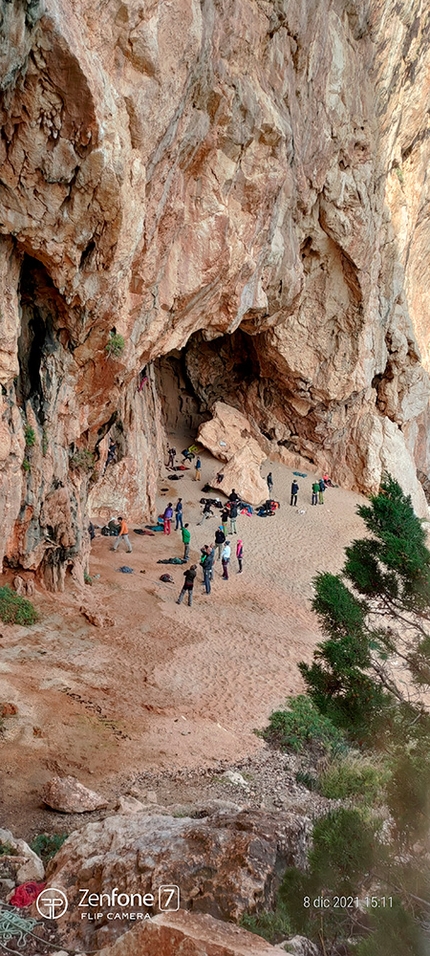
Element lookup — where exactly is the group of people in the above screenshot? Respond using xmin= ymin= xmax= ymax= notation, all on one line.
xmin=288 ymin=476 xmax=330 ymax=507
xmin=176 ymin=536 xmax=243 ymax=605
xmin=106 ymin=447 xmax=332 ymax=608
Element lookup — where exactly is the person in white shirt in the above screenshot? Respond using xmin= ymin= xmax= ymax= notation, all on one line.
xmin=221 ymin=541 xmax=231 ymax=580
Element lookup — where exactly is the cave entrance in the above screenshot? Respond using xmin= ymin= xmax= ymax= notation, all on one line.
xmin=153 ymin=328 xmax=262 ymax=440
xmin=16 ymin=254 xmax=77 ymax=421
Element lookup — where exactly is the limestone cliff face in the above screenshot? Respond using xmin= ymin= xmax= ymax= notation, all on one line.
xmin=0 ymin=0 xmax=429 ymax=586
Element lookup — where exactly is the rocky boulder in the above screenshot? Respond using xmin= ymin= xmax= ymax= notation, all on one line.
xmin=41 ymin=775 xmax=108 ymax=813
xmin=0 ymin=828 xmax=44 ymax=883
xmin=198 ymin=403 xmax=266 ymax=465
xmin=93 ymin=910 xmax=288 ymax=956
xmin=47 ymin=808 xmax=310 ymax=949
xmin=210 ymin=447 xmax=268 ymax=506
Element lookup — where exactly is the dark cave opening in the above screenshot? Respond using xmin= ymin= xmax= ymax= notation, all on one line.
xmin=153 ymin=328 xmax=263 ymax=436
xmin=16 ymin=255 xmax=60 ymax=419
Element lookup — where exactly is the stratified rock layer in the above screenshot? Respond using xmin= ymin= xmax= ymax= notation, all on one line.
xmin=0 ymin=0 xmax=429 ymax=583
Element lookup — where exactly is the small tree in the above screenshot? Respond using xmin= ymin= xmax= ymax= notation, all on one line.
xmin=300 ymin=475 xmax=430 ymax=743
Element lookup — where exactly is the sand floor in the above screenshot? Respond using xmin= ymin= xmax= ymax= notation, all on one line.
xmin=0 ymin=444 xmax=367 ymax=835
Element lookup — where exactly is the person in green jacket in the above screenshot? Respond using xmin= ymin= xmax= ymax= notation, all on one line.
xmin=182 ymin=523 xmax=191 ymax=561
xmin=311 ymin=481 xmax=319 ymax=506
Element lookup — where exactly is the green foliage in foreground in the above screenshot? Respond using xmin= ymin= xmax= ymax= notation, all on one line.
xmin=240 ymin=902 xmax=292 ymax=945
xmin=355 ymin=900 xmax=428 ymax=956
xmin=30 ymin=833 xmax=68 ymax=864
xmin=257 ymin=476 xmax=430 ymax=954
xmin=0 ymin=586 xmax=38 ymax=625
xmin=300 ymin=474 xmax=430 ymax=743
xmin=262 ymin=695 xmax=347 ymax=755
xmin=0 ymin=842 xmax=17 ymax=856
xmin=318 ymin=755 xmax=390 ymax=805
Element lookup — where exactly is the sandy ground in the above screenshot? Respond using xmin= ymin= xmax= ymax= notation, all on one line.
xmin=0 ymin=444 xmax=367 ymax=838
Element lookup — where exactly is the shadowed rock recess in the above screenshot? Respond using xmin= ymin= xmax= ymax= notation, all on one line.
xmin=0 ymin=0 xmax=429 ymax=587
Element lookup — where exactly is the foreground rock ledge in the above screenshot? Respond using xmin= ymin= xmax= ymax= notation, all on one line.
xmin=93 ymin=910 xmax=288 ymax=956
xmin=47 ymin=808 xmax=310 ymax=948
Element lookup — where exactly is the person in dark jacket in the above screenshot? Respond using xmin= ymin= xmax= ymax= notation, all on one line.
xmin=221 ymin=508 xmax=229 ymax=536
xmin=215 ymin=526 xmax=225 ymax=560
xmin=202 ymin=547 xmax=214 ymax=594
xmin=175 ymin=498 xmax=183 ymax=530
xmin=176 ymin=565 xmax=197 ymax=606
xmin=167 ymin=446 xmax=176 ymax=469
xmin=229 ymin=500 xmax=238 ymax=534
xmin=318 ymin=478 xmax=325 ymax=505
xmin=228 ymin=489 xmax=239 ymax=502
xmin=290 ymin=480 xmax=299 ymax=506
xmin=267 ymin=472 xmax=273 ymax=494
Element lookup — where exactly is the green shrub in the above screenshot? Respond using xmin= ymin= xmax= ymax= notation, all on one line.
xmin=355 ymin=899 xmax=427 ymax=956
xmin=0 ymin=586 xmax=38 ymax=625
xmin=84 ymin=571 xmax=92 ymax=585
xmin=318 ymin=755 xmax=390 ymax=805
xmin=24 ymin=424 xmax=36 ymax=447
xmin=262 ymin=695 xmax=347 ymax=755
xmin=240 ymin=903 xmax=292 ymax=944
xmin=295 ymin=770 xmax=319 ymax=791
xmin=0 ymin=842 xmax=17 ymax=856
xmin=280 ymin=808 xmax=385 ymax=944
xmin=30 ymin=833 xmax=68 ymax=864
xmin=70 ymin=449 xmax=95 ymax=473
xmin=105 ymin=333 xmax=125 ymax=358
xmin=22 ymin=457 xmax=31 ymax=473
xmin=386 ymin=747 xmax=430 ymax=842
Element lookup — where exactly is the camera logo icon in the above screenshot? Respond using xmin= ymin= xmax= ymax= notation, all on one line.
xmin=36 ymin=888 xmax=68 ymax=920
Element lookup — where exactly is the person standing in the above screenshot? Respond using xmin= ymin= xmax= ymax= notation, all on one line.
xmin=221 ymin=540 xmax=231 ymax=579
xmin=167 ymin=446 xmax=176 ymax=469
xmin=182 ymin=523 xmax=191 ymax=561
xmin=228 ymin=489 xmax=239 ymax=502
xmin=221 ymin=507 xmax=229 ymax=536
xmin=267 ymin=472 xmax=273 ymax=495
xmin=176 ymin=564 xmax=197 ymax=606
xmin=311 ymin=481 xmax=319 ymax=505
xmin=163 ymin=502 xmax=173 ymax=534
xmin=215 ymin=526 xmax=225 ymax=560
xmin=318 ymin=478 xmax=325 ymax=505
xmin=175 ymin=498 xmax=183 ymax=530
xmin=194 ymin=456 xmax=202 ymax=481
xmin=112 ymin=516 xmax=132 ymax=553
xmin=229 ymin=500 xmax=238 ymax=534
xmin=202 ymin=547 xmax=214 ymax=594
xmin=236 ymin=538 xmax=243 ymax=573
xmin=290 ymin=480 xmax=299 ymax=506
